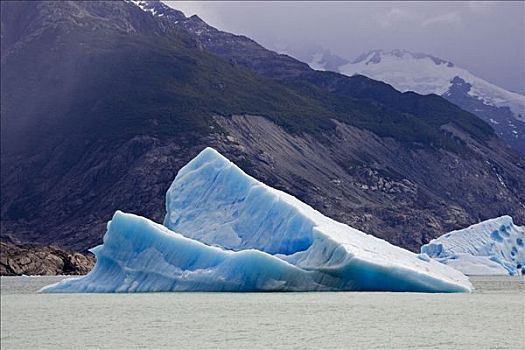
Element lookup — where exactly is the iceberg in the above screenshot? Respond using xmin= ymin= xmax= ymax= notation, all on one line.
xmin=421 ymin=216 xmax=525 ymax=276
xmin=42 ymin=148 xmax=472 ymax=293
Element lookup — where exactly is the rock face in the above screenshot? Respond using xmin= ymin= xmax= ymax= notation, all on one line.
xmin=0 ymin=242 xmax=95 ymax=276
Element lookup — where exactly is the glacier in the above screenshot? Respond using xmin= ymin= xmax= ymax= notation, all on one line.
xmin=42 ymin=148 xmax=472 ymax=293
xmin=421 ymin=216 xmax=525 ymax=276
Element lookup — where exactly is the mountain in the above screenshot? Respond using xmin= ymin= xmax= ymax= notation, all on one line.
xmin=269 ymin=43 xmax=349 ymax=72
xmin=299 ymin=48 xmax=349 ymax=72
xmin=124 ymin=1 xmax=502 ymax=148
xmin=340 ymin=49 xmax=525 ymax=154
xmin=1 ymin=0 xmax=524 ymax=254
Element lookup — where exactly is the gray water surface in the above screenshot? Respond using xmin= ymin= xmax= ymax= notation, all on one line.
xmin=1 ymin=276 xmax=524 ymax=349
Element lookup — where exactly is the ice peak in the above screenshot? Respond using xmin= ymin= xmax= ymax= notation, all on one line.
xmin=185 ymin=147 xmax=232 ymax=169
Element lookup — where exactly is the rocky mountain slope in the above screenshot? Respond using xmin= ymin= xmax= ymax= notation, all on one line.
xmin=340 ymin=49 xmax=525 ymax=154
xmin=1 ymin=1 xmax=524 ymax=254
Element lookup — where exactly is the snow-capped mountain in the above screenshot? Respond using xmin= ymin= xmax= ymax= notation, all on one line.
xmin=305 ymin=49 xmax=348 ymax=72
xmin=271 ymin=43 xmax=349 ymax=72
xmin=340 ymin=49 xmax=525 ymax=153
xmin=126 ymin=0 xmax=215 ymax=36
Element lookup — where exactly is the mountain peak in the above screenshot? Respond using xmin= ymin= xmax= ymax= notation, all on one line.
xmin=126 ymin=0 xmax=186 ymax=20
xmin=352 ymin=49 xmax=454 ymax=67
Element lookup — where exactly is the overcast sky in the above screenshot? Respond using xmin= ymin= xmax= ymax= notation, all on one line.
xmin=165 ymin=1 xmax=525 ymax=94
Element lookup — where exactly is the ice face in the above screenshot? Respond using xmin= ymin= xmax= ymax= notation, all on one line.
xmin=421 ymin=216 xmax=525 ymax=276
xmin=163 ymin=147 xmax=316 ymax=255
xmin=42 ymin=148 xmax=472 ymax=293
xmin=40 ymin=212 xmax=322 ymax=292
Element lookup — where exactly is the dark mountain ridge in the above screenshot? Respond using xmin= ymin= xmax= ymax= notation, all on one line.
xmin=1 ymin=0 xmax=524 ymax=253
xmin=128 ymin=1 xmax=495 ymax=149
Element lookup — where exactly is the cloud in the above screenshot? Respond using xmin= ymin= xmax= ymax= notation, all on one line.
xmin=376 ymin=8 xmax=462 ymax=28
xmin=422 ymin=12 xmax=462 ymax=27
xmin=468 ymin=1 xmax=497 ymax=13
xmin=376 ymin=8 xmax=419 ymax=28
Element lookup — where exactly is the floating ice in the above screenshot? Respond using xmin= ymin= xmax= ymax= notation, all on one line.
xmin=421 ymin=216 xmax=525 ymax=276
xmin=42 ymin=148 xmax=472 ymax=293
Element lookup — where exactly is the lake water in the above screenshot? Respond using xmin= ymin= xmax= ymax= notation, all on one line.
xmin=1 ymin=276 xmax=524 ymax=349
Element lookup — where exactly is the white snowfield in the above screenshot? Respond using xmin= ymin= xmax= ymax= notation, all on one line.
xmin=42 ymin=148 xmax=472 ymax=293
xmin=421 ymin=216 xmax=525 ymax=276
xmin=340 ymin=49 xmax=525 ymax=122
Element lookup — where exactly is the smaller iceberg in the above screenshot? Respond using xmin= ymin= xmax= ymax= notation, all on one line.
xmin=421 ymin=216 xmax=525 ymax=276
xmin=41 ymin=211 xmax=323 ymax=292
xmin=42 ymin=148 xmax=472 ymax=293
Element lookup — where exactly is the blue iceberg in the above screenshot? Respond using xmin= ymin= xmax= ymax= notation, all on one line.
xmin=421 ymin=216 xmax=524 ymax=276
xmin=42 ymin=148 xmax=472 ymax=293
